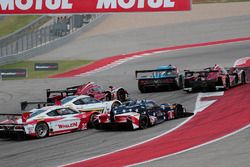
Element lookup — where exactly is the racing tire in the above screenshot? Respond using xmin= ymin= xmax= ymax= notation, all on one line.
xmin=177 ymin=75 xmax=184 ymax=89
xmin=88 ymin=113 xmax=99 ymax=128
xmin=105 ymin=91 xmax=112 ymax=101
xmin=117 ymin=89 xmax=127 ymax=102
xmin=225 ymin=76 xmax=230 ymax=90
xmin=174 ymin=104 xmax=184 ymax=119
xmin=138 ymin=86 xmax=147 ymax=93
xmin=241 ymin=72 xmax=246 ymax=84
xmin=139 ymin=114 xmax=149 ymax=129
xmin=111 ymin=102 xmax=121 ymax=110
xmin=35 ymin=122 xmax=49 ymax=138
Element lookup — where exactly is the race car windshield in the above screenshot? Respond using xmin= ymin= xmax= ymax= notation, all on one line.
xmin=30 ymin=109 xmax=46 ymax=118
xmin=61 ymin=96 xmax=77 ymax=105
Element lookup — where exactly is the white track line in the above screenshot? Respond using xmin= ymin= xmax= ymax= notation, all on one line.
xmin=128 ymin=124 xmax=250 ymax=167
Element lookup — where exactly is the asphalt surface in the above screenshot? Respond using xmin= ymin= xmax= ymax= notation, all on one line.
xmin=1 ymin=2 xmax=250 ymax=167
xmin=1 ymin=41 xmax=250 ymax=167
xmin=31 ymin=15 xmax=250 ymax=61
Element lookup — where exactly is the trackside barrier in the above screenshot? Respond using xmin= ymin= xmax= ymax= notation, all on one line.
xmin=0 ymin=14 xmax=103 ymax=66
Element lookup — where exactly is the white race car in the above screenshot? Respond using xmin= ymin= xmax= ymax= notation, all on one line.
xmin=59 ymin=95 xmax=121 ymax=126
xmin=0 ymin=105 xmax=90 ymax=139
xmin=21 ymin=95 xmax=122 ymax=127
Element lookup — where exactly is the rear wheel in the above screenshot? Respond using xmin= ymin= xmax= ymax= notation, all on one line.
xmin=138 ymin=85 xmax=147 ymax=93
xmin=35 ymin=122 xmax=49 ymax=138
xmin=139 ymin=115 xmax=149 ymax=129
xmin=225 ymin=76 xmax=230 ymax=90
xmin=174 ymin=104 xmax=184 ymax=119
xmin=177 ymin=75 xmax=183 ymax=89
xmin=241 ymin=72 xmax=246 ymax=84
xmin=88 ymin=113 xmax=99 ymax=128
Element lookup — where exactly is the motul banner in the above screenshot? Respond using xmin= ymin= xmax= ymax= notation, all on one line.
xmin=0 ymin=0 xmax=191 ymax=15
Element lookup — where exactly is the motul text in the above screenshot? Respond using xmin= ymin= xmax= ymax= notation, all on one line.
xmin=0 ymin=0 xmax=191 ymax=14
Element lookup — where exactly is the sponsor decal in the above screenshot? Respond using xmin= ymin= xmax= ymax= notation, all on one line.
xmin=0 ymin=0 xmax=191 ymax=14
xmin=58 ymin=122 xmax=77 ymax=129
xmin=34 ymin=63 xmax=58 ymax=71
xmin=0 ymin=69 xmax=27 ymax=79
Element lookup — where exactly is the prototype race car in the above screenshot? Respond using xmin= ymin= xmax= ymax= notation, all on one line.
xmin=136 ymin=65 xmax=183 ymax=93
xmin=22 ymin=95 xmax=122 ymax=127
xmin=0 ymin=105 xmax=90 ymax=139
xmin=47 ymin=82 xmax=129 ymax=103
xmin=93 ymin=100 xmax=193 ymax=130
xmin=183 ymin=64 xmax=246 ymax=92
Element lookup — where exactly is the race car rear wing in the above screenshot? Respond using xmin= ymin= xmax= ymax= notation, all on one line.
xmin=135 ymin=69 xmax=177 ymax=79
xmin=184 ymin=69 xmax=219 ymax=73
xmin=66 ymin=85 xmax=82 ymax=91
xmin=46 ymin=89 xmax=76 ymax=99
xmin=21 ymin=101 xmax=54 ymax=111
xmin=46 ymin=89 xmax=76 ymax=103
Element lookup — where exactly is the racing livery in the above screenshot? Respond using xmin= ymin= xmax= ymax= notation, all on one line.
xmin=47 ymin=82 xmax=129 ymax=102
xmin=184 ymin=64 xmax=246 ymax=92
xmin=0 ymin=106 xmax=90 ymax=139
xmin=22 ymin=95 xmax=122 ymax=127
xmin=136 ymin=65 xmax=183 ymax=93
xmin=93 ymin=100 xmax=193 ymax=130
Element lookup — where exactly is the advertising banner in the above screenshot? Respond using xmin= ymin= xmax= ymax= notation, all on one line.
xmin=0 ymin=69 xmax=27 ymax=79
xmin=0 ymin=0 xmax=191 ymax=15
xmin=34 ymin=63 xmax=58 ymax=71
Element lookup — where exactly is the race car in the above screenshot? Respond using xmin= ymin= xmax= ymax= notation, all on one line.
xmin=93 ymin=100 xmax=193 ymax=130
xmin=183 ymin=64 xmax=246 ymax=92
xmin=136 ymin=65 xmax=183 ymax=93
xmin=0 ymin=105 xmax=90 ymax=139
xmin=22 ymin=95 xmax=122 ymax=127
xmin=47 ymin=82 xmax=129 ymax=103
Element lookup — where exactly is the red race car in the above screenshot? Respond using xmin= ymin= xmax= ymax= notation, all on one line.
xmin=47 ymin=82 xmax=129 ymax=103
xmin=184 ymin=64 xmax=246 ymax=92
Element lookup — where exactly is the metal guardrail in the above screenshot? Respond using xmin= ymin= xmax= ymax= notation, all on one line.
xmin=0 ymin=14 xmax=102 ymax=66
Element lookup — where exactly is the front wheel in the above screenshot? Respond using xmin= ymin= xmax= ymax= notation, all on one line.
xmin=139 ymin=114 xmax=149 ymax=129
xmin=35 ymin=122 xmax=49 ymax=138
xmin=116 ymin=89 xmax=128 ymax=102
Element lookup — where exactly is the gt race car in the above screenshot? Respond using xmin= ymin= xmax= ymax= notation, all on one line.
xmin=184 ymin=65 xmax=246 ymax=92
xmin=0 ymin=105 xmax=90 ymax=139
xmin=93 ymin=100 xmax=193 ymax=130
xmin=22 ymin=95 xmax=122 ymax=127
xmin=136 ymin=65 xmax=183 ymax=93
xmin=47 ymin=82 xmax=129 ymax=103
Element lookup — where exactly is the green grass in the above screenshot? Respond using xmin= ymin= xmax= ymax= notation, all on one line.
xmin=193 ymin=0 xmax=250 ymax=3
xmin=0 ymin=60 xmax=92 ymax=80
xmin=0 ymin=16 xmax=40 ymax=37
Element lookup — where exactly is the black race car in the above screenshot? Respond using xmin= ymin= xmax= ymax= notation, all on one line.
xmin=136 ymin=65 xmax=183 ymax=93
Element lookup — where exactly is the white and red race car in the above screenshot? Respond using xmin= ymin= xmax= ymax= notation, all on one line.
xmin=21 ymin=95 xmax=122 ymax=128
xmin=0 ymin=105 xmax=90 ymax=139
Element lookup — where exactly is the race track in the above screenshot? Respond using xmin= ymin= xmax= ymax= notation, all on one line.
xmin=0 ymin=2 xmax=250 ymax=167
